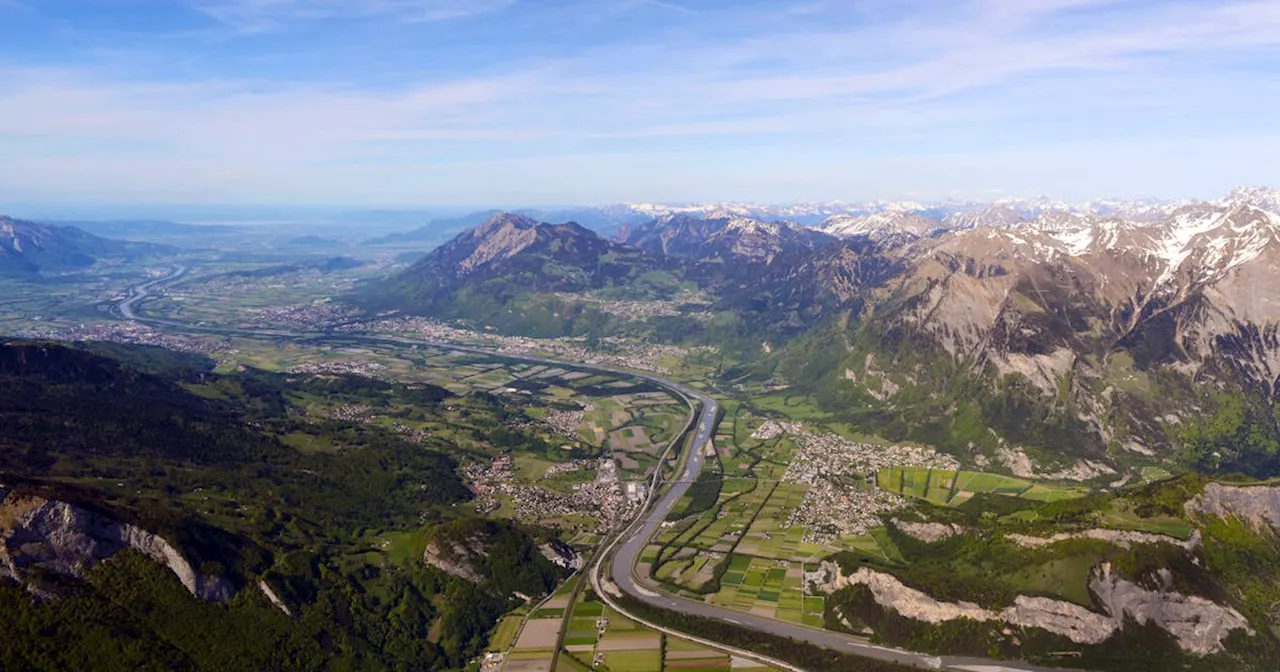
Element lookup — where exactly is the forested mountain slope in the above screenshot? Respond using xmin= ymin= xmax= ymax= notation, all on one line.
xmin=0 ymin=339 xmax=567 ymax=671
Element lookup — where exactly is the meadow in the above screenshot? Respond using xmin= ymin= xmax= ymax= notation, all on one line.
xmin=877 ymin=466 xmax=1089 ymax=507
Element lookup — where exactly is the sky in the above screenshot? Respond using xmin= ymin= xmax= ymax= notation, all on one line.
xmin=1 ymin=0 xmax=1279 ymax=208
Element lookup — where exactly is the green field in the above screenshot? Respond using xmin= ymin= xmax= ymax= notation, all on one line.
xmin=487 ymin=615 xmax=524 ymax=652
xmin=601 ymin=650 xmax=663 ymax=672
xmin=878 ymin=466 xmax=1088 ymax=506
xmin=707 ymin=555 xmax=824 ymax=627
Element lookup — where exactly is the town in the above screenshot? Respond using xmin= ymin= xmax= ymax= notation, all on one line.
xmin=756 ymin=420 xmax=960 ymax=543
xmin=336 ymin=314 xmax=713 ymax=374
xmin=460 ymin=455 xmax=647 ymax=533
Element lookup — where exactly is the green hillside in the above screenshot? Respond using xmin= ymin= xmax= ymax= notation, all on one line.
xmin=0 ymin=340 xmax=568 ymax=671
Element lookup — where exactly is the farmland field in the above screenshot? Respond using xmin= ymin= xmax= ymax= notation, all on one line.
xmin=550 ymin=588 xmax=784 ymax=672
xmin=877 ymin=466 xmax=1087 ymax=506
xmin=707 ymin=555 xmax=824 ymax=627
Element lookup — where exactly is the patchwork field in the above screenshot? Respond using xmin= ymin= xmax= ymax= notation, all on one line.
xmin=707 ymin=555 xmax=825 ymax=627
xmin=552 ymin=589 xmax=783 ymax=672
xmin=651 ymin=402 xmax=838 ymax=597
xmin=734 ymin=484 xmax=827 ymax=561
xmin=557 ymin=591 xmax=661 ymax=672
xmin=877 ymin=466 xmax=1088 ymax=506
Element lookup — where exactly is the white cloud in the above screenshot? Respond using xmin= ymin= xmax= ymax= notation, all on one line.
xmin=631 ymin=0 xmax=698 ymax=15
xmin=196 ymin=0 xmax=514 ymax=30
xmin=3 ymin=0 xmax=1280 ymax=203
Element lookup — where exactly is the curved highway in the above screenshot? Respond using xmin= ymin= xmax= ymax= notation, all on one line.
xmin=116 ymin=268 xmax=1071 ymax=672
xmin=118 ymin=266 xmax=188 ymax=320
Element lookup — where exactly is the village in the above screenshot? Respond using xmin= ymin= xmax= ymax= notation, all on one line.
xmin=756 ymin=420 xmax=960 ymax=543
xmin=460 ymin=454 xmax=649 ymax=533
xmin=335 ymin=314 xmax=711 ymax=374
xmin=15 ymin=319 xmax=229 ymax=356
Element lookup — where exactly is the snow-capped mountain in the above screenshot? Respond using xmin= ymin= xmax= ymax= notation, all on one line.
xmin=993 ymin=188 xmax=1280 ymax=283
xmin=942 ymin=205 xmax=1028 ymax=231
xmin=452 ymin=193 xmax=1204 ymax=239
xmin=1218 ymin=186 xmax=1280 ymax=213
xmin=818 ymin=211 xmax=941 ymax=241
xmin=367 ymin=187 xmax=1280 ymax=474
xmin=618 ymin=212 xmax=831 ymax=263
xmin=622 ymin=201 xmax=861 ymax=226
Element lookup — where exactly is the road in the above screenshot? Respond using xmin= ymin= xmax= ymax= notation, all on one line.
xmin=597 ymin=392 xmax=1062 ymax=672
xmin=117 ymin=266 xmax=187 ymax=320
xmin=116 ymin=268 xmax=1073 ymax=672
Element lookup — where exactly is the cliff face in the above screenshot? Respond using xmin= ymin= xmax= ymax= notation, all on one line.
xmin=422 ymin=535 xmax=490 ymax=584
xmin=1088 ymin=563 xmax=1252 ymax=655
xmin=1187 ymin=483 xmax=1280 ymax=531
xmin=810 ymin=560 xmax=1251 ymax=654
xmin=0 ymin=490 xmax=235 ymax=602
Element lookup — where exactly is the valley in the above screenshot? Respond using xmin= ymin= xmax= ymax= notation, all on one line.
xmin=5 ymin=189 xmax=1280 ymax=672
xmin=8 ymin=2 xmax=1280 ymax=670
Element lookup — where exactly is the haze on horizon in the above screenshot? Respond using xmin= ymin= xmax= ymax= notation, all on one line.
xmin=2 ymin=0 xmax=1279 ymax=208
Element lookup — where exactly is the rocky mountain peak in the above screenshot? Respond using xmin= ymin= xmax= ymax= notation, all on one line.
xmin=1154 ymin=201 xmax=1280 ymax=288
xmin=619 ymin=211 xmax=828 ymax=263
xmin=452 ymin=212 xmax=564 ymax=275
xmin=932 ymin=226 xmax=1068 ymax=263
xmin=719 ymin=214 xmax=782 ymax=235
xmin=1 ymin=216 xmax=40 ymax=245
xmin=819 ymin=211 xmax=939 ymax=241
xmin=1222 ymin=186 xmax=1280 ymax=214
xmin=471 ymin=211 xmax=540 ymax=236
xmin=2 ymin=216 xmax=168 ymax=276
xmin=943 ymin=205 xmax=1027 ymax=231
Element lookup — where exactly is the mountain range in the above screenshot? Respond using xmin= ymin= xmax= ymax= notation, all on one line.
xmin=358 ymin=212 xmax=684 ymax=335
xmin=0 ymin=216 xmax=171 ymax=276
xmin=355 ymin=191 xmax=1204 ymax=241
xmin=618 ymin=212 xmax=833 ymax=263
xmin=362 ymin=186 xmax=1280 ymax=478
xmin=40 ymin=219 xmax=238 ymax=241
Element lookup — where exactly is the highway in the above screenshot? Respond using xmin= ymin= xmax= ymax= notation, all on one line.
xmin=117 ymin=265 xmax=188 ymax=320
xmin=595 ymin=389 xmax=1062 ymax=672
xmin=115 ymin=268 xmax=1072 ymax=672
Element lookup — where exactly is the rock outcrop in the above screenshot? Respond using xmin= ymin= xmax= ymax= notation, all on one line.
xmin=538 ymin=540 xmax=583 ymax=571
xmin=0 ymin=491 xmax=235 ymax=601
xmin=423 ymin=536 xmax=489 ymax=584
xmin=258 ymin=579 xmax=293 ymax=616
xmin=1006 ymin=528 xmax=1200 ymax=551
xmin=1089 ymin=562 xmax=1252 ymax=655
xmin=892 ymin=519 xmax=963 ymax=543
xmin=1002 ymin=595 xmax=1116 ymax=644
xmin=1186 ymin=483 xmax=1280 ymax=531
xmin=995 ymin=447 xmax=1115 ymax=482
xmin=808 ymin=560 xmax=1251 ymax=654
xmin=814 ymin=564 xmax=1115 ymax=644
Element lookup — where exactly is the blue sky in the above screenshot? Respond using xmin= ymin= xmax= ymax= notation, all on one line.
xmin=1 ymin=0 xmax=1279 ymax=207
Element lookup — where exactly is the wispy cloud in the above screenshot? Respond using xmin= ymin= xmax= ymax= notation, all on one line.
xmin=196 ymin=0 xmax=514 ymax=31
xmin=3 ymin=0 xmax=1280 ymax=204
xmin=631 ymin=0 xmax=698 ymax=15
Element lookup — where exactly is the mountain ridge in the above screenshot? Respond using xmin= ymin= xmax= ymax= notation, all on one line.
xmin=353 ymin=186 xmax=1280 ymax=478
xmin=0 ymin=216 xmax=171 ymax=276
